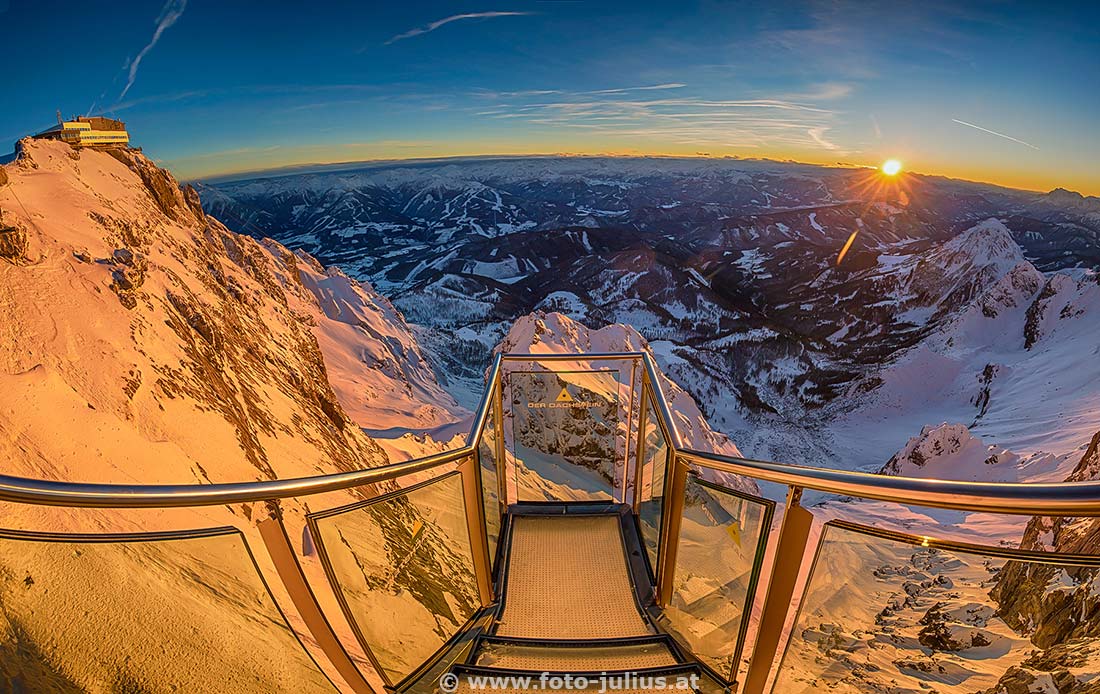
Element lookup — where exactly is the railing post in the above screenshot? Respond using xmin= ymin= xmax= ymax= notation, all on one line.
xmin=632 ymin=378 xmax=650 ymax=512
xmin=257 ymin=512 xmax=376 ymax=694
xmin=656 ymin=453 xmax=687 ymax=606
xmin=493 ymin=375 xmax=508 ymax=508
xmin=459 ymin=455 xmax=495 ymax=606
xmin=740 ymin=487 xmax=814 ymax=694
xmin=619 ymin=358 xmax=639 ymax=505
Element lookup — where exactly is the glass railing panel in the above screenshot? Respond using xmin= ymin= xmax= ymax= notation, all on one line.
xmin=0 ymin=526 xmax=336 ymax=692
xmin=308 ymin=470 xmax=481 ymax=686
xmin=477 ymin=408 xmax=502 ymax=569
xmin=656 ymin=474 xmax=774 ymax=684
xmin=637 ymin=389 xmax=670 ymax=571
xmin=508 ymin=368 xmax=622 ymax=502
xmin=771 ymin=520 xmax=1100 ymax=694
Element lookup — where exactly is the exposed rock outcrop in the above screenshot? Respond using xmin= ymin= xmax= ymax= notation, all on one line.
xmin=0 ymin=216 xmax=27 ymax=262
xmin=0 ymin=138 xmax=394 ymax=490
xmin=988 ymin=432 xmax=1100 ymax=688
xmin=496 ymin=311 xmax=758 ymax=495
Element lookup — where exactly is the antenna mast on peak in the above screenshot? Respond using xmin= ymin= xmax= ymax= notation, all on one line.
xmin=56 ymin=110 xmax=63 ymax=126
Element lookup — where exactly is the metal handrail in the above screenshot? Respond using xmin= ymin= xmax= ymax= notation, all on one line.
xmin=639 ymin=353 xmax=684 ymax=449
xmin=678 ymin=448 xmax=1100 ymax=516
xmin=2 ymin=348 xmax=1095 ymax=694
xmin=0 ymin=447 xmax=472 ymax=508
xmin=466 ymin=353 xmax=504 ymax=449
xmin=0 ymin=349 xmax=1095 ymax=514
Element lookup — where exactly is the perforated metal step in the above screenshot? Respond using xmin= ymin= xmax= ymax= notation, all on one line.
xmin=474 ymin=637 xmax=680 ymax=671
xmin=495 ymin=515 xmax=653 ymax=640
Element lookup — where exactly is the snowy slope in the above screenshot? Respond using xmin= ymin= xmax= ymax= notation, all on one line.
xmin=495 ymin=311 xmax=757 ymax=496
xmin=0 ymin=139 xmax=468 ymax=489
xmin=289 ymin=251 xmax=466 ymax=435
xmin=0 ymin=140 xmax=384 ymax=488
xmin=825 ymin=248 xmax=1100 ymax=475
xmin=0 ymin=140 xmax=477 ymax=692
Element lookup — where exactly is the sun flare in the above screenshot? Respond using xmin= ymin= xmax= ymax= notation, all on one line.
xmin=882 ymin=159 xmax=903 ymax=176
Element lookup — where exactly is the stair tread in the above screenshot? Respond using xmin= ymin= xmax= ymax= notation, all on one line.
xmin=497 ymin=515 xmax=652 ymax=639
xmin=474 ymin=640 xmax=680 ymax=671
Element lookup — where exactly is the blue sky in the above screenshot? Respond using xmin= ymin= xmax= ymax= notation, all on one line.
xmin=1 ymin=0 xmax=1097 ymax=193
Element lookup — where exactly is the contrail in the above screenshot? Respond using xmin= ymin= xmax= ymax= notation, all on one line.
xmin=385 ymin=11 xmax=531 ymax=45
xmin=952 ymin=118 xmax=1039 ymax=150
xmin=120 ymin=0 xmax=188 ymax=100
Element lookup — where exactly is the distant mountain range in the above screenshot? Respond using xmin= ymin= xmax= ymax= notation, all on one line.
xmin=201 ymin=157 xmax=1100 ymax=480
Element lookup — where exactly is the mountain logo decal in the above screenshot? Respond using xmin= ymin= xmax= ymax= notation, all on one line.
xmin=556 ymin=387 xmax=574 ymax=402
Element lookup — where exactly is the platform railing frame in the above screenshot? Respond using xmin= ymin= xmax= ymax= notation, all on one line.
xmin=3 ymin=351 xmax=1100 ymax=693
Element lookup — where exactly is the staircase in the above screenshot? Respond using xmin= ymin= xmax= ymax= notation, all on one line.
xmin=447 ymin=504 xmax=706 ymax=693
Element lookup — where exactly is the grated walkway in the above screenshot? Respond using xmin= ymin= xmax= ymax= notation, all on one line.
xmin=495 ymin=515 xmax=653 ymax=640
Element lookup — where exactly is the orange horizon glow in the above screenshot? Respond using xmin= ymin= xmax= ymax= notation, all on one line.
xmin=165 ymin=140 xmax=1098 ymax=197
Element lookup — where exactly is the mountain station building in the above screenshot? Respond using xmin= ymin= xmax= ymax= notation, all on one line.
xmin=34 ymin=116 xmax=130 ymax=148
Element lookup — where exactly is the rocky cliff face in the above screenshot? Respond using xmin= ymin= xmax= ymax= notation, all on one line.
xmin=496 ymin=311 xmax=758 ymax=495
xmin=0 ymin=138 xmax=476 ymax=693
xmin=0 ymin=138 xmax=464 ymax=493
xmin=982 ymin=432 xmax=1100 ymax=692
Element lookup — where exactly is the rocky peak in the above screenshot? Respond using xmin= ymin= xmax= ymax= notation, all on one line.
xmin=496 ymin=311 xmax=758 ymax=494
xmin=1041 ymin=187 xmax=1100 ymax=212
xmin=989 ymin=430 xmax=1100 ymax=672
xmin=1023 ymin=273 xmax=1086 ymax=349
xmin=938 ymin=219 xmax=1026 ymax=270
xmin=0 ymin=139 xmax=465 ymax=495
xmin=974 ymin=262 xmax=1045 ymax=319
xmin=879 ymin=423 xmax=1034 ymax=482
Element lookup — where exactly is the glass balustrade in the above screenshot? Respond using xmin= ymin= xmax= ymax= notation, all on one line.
xmin=771 ymin=520 xmax=1100 ymax=694
xmin=307 ymin=470 xmax=482 ymax=686
xmin=0 ymin=526 xmax=336 ymax=692
xmin=655 ymin=474 xmax=774 ymax=684
xmin=636 ymin=388 xmax=671 ymax=572
xmin=477 ymin=405 xmax=503 ymax=569
xmin=507 ymin=368 xmax=624 ymax=502
xmin=1 ymin=352 xmax=1098 ymax=694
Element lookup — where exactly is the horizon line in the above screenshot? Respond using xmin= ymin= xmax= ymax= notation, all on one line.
xmin=183 ymin=151 xmax=1063 ymax=198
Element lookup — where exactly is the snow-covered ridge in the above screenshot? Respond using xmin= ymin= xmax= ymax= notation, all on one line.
xmin=0 ymin=139 xmax=460 ymax=490
xmin=878 ymin=422 xmax=1059 ymax=483
xmin=496 ymin=311 xmax=757 ymax=495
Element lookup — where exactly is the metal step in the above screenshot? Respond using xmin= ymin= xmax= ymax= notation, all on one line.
xmin=469 ymin=635 xmax=685 ymax=672
xmin=495 ymin=514 xmax=652 ymax=640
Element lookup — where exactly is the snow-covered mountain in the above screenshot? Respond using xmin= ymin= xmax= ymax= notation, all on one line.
xmin=0 ymin=139 xmax=467 ymax=492
xmin=0 ymin=140 xmax=474 ymax=691
xmin=494 ymin=312 xmax=757 ymax=496
xmin=204 ymin=156 xmax=1100 ymax=483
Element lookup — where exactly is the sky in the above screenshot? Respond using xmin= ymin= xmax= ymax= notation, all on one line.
xmin=1 ymin=0 xmax=1098 ymax=193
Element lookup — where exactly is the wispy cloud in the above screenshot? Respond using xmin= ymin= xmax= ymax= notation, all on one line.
xmin=587 ymin=83 xmax=687 ymax=95
xmin=952 ymin=118 xmax=1040 ymax=150
xmin=785 ymin=82 xmax=854 ymax=101
xmin=385 ymin=11 xmax=531 ymax=45
xmin=808 ymin=127 xmax=840 ymax=150
xmin=474 ymin=84 xmax=846 ymax=153
xmin=120 ymin=0 xmax=188 ymax=99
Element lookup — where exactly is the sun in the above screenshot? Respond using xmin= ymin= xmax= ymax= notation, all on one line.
xmin=881 ymin=159 xmax=903 ymax=176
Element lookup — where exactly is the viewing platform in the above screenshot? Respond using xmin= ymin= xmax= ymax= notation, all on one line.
xmin=0 ymin=352 xmax=1098 ymax=693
